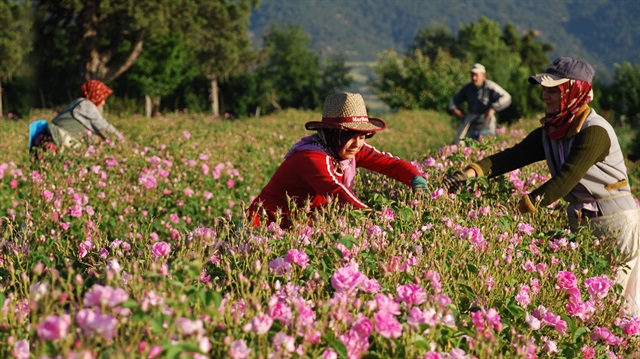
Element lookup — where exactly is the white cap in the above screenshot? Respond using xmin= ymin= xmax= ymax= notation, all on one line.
xmin=470 ymin=63 xmax=486 ymax=74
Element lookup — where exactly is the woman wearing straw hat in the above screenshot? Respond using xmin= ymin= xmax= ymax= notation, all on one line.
xmin=248 ymin=92 xmax=427 ymax=229
xmin=442 ymin=57 xmax=640 ymax=315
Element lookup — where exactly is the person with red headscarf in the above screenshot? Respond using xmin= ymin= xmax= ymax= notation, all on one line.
xmin=441 ymin=57 xmax=640 ymax=315
xmin=44 ymin=80 xmax=124 ymax=150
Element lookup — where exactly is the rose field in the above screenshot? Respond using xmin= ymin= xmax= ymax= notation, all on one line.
xmin=2 ymin=109 xmax=640 ymax=359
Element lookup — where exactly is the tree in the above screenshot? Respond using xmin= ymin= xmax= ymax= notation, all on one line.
xmin=0 ymin=0 xmax=32 ymax=117
xmin=33 ymin=0 xmax=180 ymax=82
xmin=372 ymin=17 xmax=553 ymax=121
xmin=261 ymin=24 xmax=322 ymax=111
xmin=370 ymin=49 xmax=469 ymax=111
xmin=408 ymin=23 xmax=461 ymax=60
xmin=183 ymin=0 xmax=257 ymax=117
xmin=126 ymin=34 xmax=198 ymax=117
xmin=318 ymin=54 xmax=352 ymax=101
xmin=602 ymin=62 xmax=640 ymax=126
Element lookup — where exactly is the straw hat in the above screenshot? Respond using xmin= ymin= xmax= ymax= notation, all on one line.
xmin=305 ymin=92 xmax=386 ymax=132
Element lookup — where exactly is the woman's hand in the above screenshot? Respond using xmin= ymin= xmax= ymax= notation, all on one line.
xmin=441 ymin=170 xmax=468 ymax=194
xmin=411 ymin=176 xmax=428 ymax=192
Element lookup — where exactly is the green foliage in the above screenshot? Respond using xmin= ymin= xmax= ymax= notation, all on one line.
xmin=601 ymin=62 xmax=640 ymax=126
xmin=261 ymin=24 xmax=322 ymax=110
xmin=0 ymin=0 xmax=32 ymax=116
xmin=126 ymin=33 xmax=198 ymax=99
xmin=371 ymin=17 xmax=551 ymax=122
xmin=370 ymin=50 xmax=469 ymax=112
xmin=0 ymin=0 xmax=32 ymax=81
xmin=185 ymin=0 xmax=256 ymax=80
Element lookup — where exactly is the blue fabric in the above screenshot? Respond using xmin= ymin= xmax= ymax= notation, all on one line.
xmin=29 ymin=120 xmax=50 ymax=150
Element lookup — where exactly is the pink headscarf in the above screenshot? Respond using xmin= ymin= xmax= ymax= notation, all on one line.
xmin=542 ymin=79 xmax=592 ymax=140
xmin=81 ymin=80 xmax=113 ymax=106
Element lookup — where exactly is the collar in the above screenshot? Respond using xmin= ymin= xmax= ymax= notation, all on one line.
xmin=565 ymin=104 xmax=592 ymax=138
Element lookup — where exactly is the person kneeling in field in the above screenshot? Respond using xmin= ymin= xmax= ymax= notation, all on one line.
xmin=441 ymin=57 xmax=640 ymax=315
xmin=247 ymin=92 xmax=428 ymax=229
xmin=29 ymin=80 xmax=125 ymax=156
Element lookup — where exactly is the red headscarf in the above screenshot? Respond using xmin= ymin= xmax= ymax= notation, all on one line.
xmin=81 ymin=80 xmax=113 ymax=106
xmin=542 ymin=79 xmax=592 ymax=140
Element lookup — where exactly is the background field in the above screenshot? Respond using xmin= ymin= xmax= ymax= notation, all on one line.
xmin=2 ymin=110 xmax=640 ymax=358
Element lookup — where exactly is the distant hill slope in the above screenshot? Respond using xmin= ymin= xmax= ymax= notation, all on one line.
xmin=249 ymin=0 xmax=640 ymax=81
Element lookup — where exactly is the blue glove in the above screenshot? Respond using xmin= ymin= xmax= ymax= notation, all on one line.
xmin=411 ymin=175 xmax=428 ymax=192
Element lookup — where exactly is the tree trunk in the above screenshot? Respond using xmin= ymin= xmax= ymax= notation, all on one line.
xmin=210 ymin=76 xmax=219 ymax=117
xmin=145 ymin=95 xmax=152 ymax=118
xmin=145 ymin=95 xmax=162 ymax=118
xmin=81 ymin=3 xmax=145 ymax=81
xmin=154 ymin=96 xmax=160 ymax=116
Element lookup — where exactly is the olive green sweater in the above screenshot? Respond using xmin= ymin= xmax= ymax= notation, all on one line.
xmin=468 ymin=124 xmax=611 ymax=209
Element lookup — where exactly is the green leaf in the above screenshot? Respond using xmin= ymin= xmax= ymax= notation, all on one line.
xmin=151 ymin=314 xmax=165 ymax=334
xmin=177 ymin=341 xmax=203 ymax=353
xmin=324 ymin=333 xmax=348 ymax=359
xmin=505 ymin=298 xmax=525 ymax=319
xmin=121 ymin=299 xmax=139 ymax=308
xmin=361 ymin=353 xmax=382 ymax=359
xmin=413 ymin=335 xmax=431 ymax=350
xmin=132 ymin=310 xmax=151 ymax=322
xmin=573 ymin=327 xmax=588 ymax=343
xmin=339 ymin=234 xmax=357 ymax=249
xmin=466 ymin=264 xmax=478 ymax=274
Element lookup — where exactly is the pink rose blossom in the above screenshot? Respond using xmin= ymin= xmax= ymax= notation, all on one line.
xmin=323 ymin=349 xmax=338 ymax=359
xmin=374 ymin=311 xmax=402 ymax=338
xmin=272 ymin=332 xmax=295 ymax=353
xmin=581 ymin=345 xmax=595 ymax=359
xmin=515 ymin=284 xmax=531 ymax=307
xmin=591 ymin=326 xmax=622 ymax=346
xmin=556 ymin=270 xmax=578 ymax=290
xmin=361 ymin=278 xmax=381 ymax=293
xmin=83 ymin=285 xmax=128 ymax=308
xmin=525 ymin=312 xmax=541 ymax=330
xmin=12 ymin=339 xmax=29 ymax=359
xmin=248 ymin=314 xmax=273 ymax=335
xmin=517 ymin=222 xmax=534 ymax=235
xmin=76 ymin=308 xmax=117 ymax=340
xmin=41 ymin=190 xmax=54 ymax=201
xmin=331 ymin=262 xmax=365 ymax=293
xmin=284 ymin=249 xmax=309 ymax=268
xmin=151 ymin=241 xmax=171 ymax=258
xmin=395 ymin=284 xmax=427 ymax=306
xmin=370 ymin=293 xmax=401 ymax=315
xmin=407 ymin=307 xmax=437 ymax=328
xmin=621 ymin=316 xmax=640 ymax=335
xmin=37 ymin=314 xmax=71 ymax=340
xmin=148 ymin=345 xmax=163 ymax=358
xmin=351 ymin=316 xmax=374 ymax=339
xmin=268 ymin=257 xmax=292 ymax=275
xmin=176 ymin=318 xmax=204 ymax=336
xmin=138 ymin=171 xmax=158 ymax=189
xmin=583 ymin=276 xmax=615 ymax=300
xmin=229 ymin=339 xmax=252 ymax=359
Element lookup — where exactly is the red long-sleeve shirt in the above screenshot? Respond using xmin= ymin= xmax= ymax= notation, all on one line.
xmin=248 ymin=143 xmax=421 ymax=228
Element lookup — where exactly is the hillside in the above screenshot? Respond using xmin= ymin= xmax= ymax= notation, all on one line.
xmin=249 ymin=0 xmax=640 ymax=81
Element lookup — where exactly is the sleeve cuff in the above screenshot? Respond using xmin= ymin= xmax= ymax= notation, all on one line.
xmin=466 ymin=163 xmax=484 ymax=177
xmin=517 ymin=195 xmax=536 ymax=214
